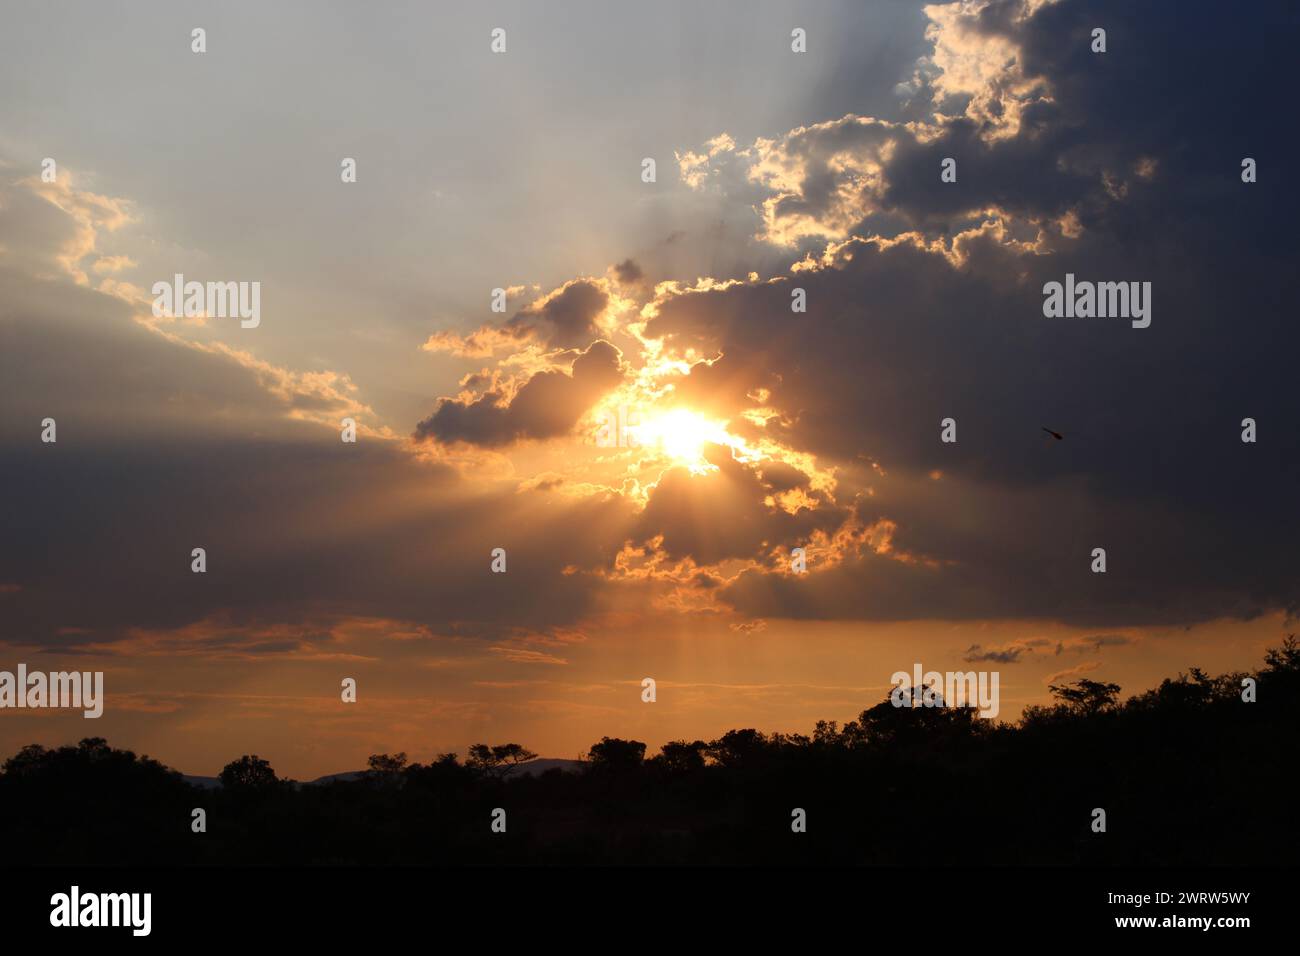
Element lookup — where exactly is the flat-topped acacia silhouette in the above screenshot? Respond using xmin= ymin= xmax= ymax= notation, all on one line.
xmin=2 ymin=638 xmax=1296 ymax=865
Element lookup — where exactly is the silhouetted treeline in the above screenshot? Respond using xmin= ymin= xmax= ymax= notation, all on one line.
xmin=4 ymin=639 xmax=1298 ymax=865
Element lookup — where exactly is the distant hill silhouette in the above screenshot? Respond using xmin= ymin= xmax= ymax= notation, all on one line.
xmin=4 ymin=638 xmax=1297 ymax=865
xmin=180 ymin=758 xmax=580 ymax=790
xmin=502 ymin=758 xmax=583 ymax=778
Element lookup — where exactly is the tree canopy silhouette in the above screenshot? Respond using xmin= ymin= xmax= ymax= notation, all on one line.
xmin=219 ymin=754 xmax=279 ymax=792
xmin=3 ymin=638 xmax=1296 ymax=865
xmin=466 ymin=743 xmax=537 ymax=780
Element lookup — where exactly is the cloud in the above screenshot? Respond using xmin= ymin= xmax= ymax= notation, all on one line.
xmin=489 ymin=647 xmax=569 ymax=666
xmin=0 ymin=171 xmax=132 ymax=283
xmin=672 ymin=0 xmax=1296 ymax=259
xmin=421 ymin=278 xmax=615 ymax=357
xmin=613 ymin=258 xmax=644 ymax=285
xmin=1044 ymin=660 xmax=1102 ymax=685
xmin=3 ymin=0 xmax=1297 ymax=660
xmin=0 ymin=177 xmax=649 ymax=653
xmin=619 ymin=0 xmax=1299 ymax=626
xmin=413 ymin=339 xmax=627 ymax=447
xmin=506 ymin=279 xmax=610 ymax=350
xmin=963 ymin=632 xmax=1134 ymax=663
xmin=631 ymin=443 xmax=843 ymax=566
xmin=92 ymin=254 xmax=136 ymax=274
xmin=964 ymin=640 xmax=1040 ymax=663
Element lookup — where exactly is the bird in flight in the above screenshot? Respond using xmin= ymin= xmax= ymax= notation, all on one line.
xmin=1041 ymin=427 xmax=1064 ymax=440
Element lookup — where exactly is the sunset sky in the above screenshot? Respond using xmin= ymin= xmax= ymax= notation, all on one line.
xmin=2 ymin=0 xmax=1296 ymax=779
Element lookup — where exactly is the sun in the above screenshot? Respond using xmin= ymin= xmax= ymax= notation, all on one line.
xmin=637 ymin=407 xmax=733 ymax=472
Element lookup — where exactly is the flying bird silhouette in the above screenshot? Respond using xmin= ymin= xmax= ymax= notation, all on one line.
xmin=1041 ymin=427 xmax=1064 ymax=440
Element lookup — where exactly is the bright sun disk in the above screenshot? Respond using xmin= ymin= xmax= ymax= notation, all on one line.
xmin=638 ymin=408 xmax=733 ymax=472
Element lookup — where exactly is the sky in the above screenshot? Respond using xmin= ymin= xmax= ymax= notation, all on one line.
xmin=1 ymin=0 xmax=1297 ymax=779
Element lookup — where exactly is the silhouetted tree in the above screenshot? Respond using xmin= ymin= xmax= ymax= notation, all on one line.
xmin=588 ymin=737 xmax=646 ymax=772
xmin=5 ymin=640 xmax=1297 ymax=866
xmin=466 ymin=743 xmax=537 ymax=780
xmin=657 ymin=739 xmax=707 ymax=773
xmin=404 ymin=752 xmax=471 ymax=791
xmin=706 ymin=729 xmax=769 ymax=768
xmin=366 ymin=752 xmax=408 ymax=787
xmin=1128 ymin=667 xmax=1245 ymax=712
xmin=219 ymin=754 xmax=279 ymax=791
xmin=1264 ymin=634 xmax=1300 ymax=670
xmin=1047 ymin=678 xmax=1122 ymax=716
xmin=1 ymin=743 xmax=52 ymax=777
xmin=812 ymin=720 xmax=841 ymax=746
xmin=0 ymin=738 xmax=193 ymax=864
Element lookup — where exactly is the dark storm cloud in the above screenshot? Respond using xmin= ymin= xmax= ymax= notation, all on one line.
xmin=412 ymin=339 xmax=626 ymax=447
xmin=644 ymin=0 xmax=1300 ymax=626
xmin=657 ymin=229 xmax=1298 ymax=626
xmin=703 ymin=0 xmax=1299 ymax=257
xmin=876 ymin=0 xmax=1300 ymax=246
